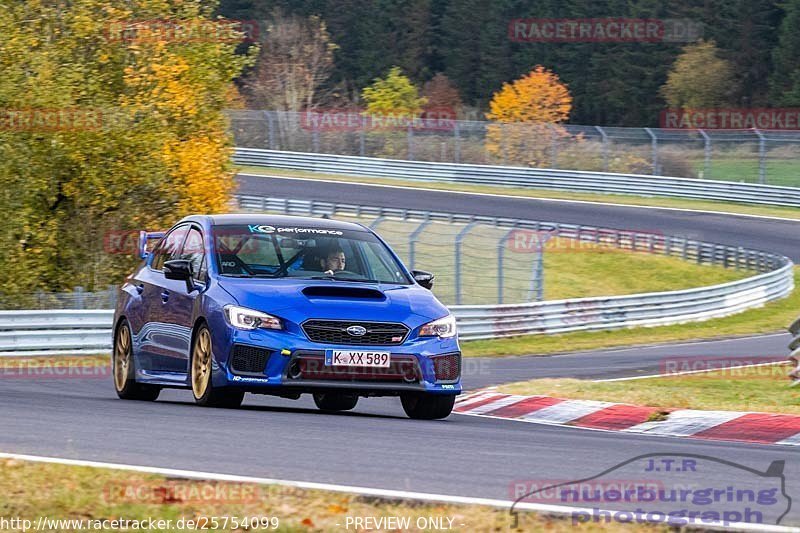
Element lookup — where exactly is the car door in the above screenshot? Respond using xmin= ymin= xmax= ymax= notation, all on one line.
xmin=139 ymin=223 xmax=190 ymax=374
xmin=157 ymin=225 xmax=207 ymax=374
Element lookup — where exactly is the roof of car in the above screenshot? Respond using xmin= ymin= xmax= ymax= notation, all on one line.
xmin=181 ymin=214 xmax=369 ymax=232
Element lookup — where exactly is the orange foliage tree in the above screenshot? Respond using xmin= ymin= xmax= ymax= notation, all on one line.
xmin=485 ymin=66 xmax=572 ymax=167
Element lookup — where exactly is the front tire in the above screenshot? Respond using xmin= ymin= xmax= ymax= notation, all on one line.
xmin=401 ymin=394 xmax=455 ymax=420
xmin=191 ymin=324 xmax=244 ymax=408
xmin=313 ymin=392 xmax=359 ymax=412
xmin=113 ymin=320 xmax=160 ymax=401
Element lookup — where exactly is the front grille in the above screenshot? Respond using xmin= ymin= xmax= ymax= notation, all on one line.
xmin=288 ymin=351 xmax=420 ymax=382
xmin=302 ymin=320 xmax=409 ymax=346
xmin=432 ymin=353 xmax=461 ymax=382
xmin=230 ymin=344 xmax=271 ymax=374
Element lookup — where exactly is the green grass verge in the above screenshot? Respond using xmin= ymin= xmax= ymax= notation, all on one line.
xmin=697 ymin=159 xmax=800 ymax=188
xmin=497 ymin=364 xmax=797 ymax=415
xmin=0 ymin=459 xmax=654 ymax=532
xmin=236 ymin=165 xmax=800 ymax=220
xmin=541 ymin=238 xmax=745 ymax=300
xmin=461 ymin=269 xmax=800 ymax=358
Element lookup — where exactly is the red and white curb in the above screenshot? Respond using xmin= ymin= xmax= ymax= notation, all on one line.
xmin=454 ymin=391 xmax=800 ymax=446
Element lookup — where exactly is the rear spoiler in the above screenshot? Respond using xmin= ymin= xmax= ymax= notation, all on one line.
xmin=138 ymin=231 xmax=165 ymax=259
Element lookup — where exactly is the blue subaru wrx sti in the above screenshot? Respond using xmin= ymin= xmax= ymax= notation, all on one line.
xmin=112 ymin=214 xmax=461 ymax=419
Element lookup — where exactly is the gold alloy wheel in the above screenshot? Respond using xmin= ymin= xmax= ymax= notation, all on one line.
xmin=113 ymin=325 xmax=131 ymax=392
xmin=192 ymin=328 xmax=212 ymax=399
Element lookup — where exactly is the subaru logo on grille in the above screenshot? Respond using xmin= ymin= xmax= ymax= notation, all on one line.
xmin=346 ymin=325 xmax=367 ymax=336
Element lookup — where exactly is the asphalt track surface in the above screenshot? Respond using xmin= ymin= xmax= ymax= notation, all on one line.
xmin=3 ymin=377 xmax=799 ymax=525
xmin=237 ymin=173 xmax=800 ymax=262
xmin=464 ymin=333 xmax=792 ymax=389
xmin=3 ymin=174 xmax=800 ymax=527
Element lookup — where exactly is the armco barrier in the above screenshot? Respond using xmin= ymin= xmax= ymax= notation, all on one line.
xmin=243 ymin=196 xmax=794 ymax=341
xmin=2 ymin=200 xmax=793 ymax=354
xmin=0 ymin=310 xmax=113 ymax=356
xmin=233 ymin=148 xmax=800 ymax=208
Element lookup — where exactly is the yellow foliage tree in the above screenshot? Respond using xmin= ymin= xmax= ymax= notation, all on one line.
xmin=485 ymin=66 xmax=572 ymax=167
xmin=0 ymin=0 xmax=254 ymax=301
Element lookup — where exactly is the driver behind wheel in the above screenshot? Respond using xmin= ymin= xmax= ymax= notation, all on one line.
xmin=320 ymin=245 xmax=346 ymax=275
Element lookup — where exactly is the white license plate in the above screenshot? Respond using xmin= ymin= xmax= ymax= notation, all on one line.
xmin=324 ymin=350 xmax=391 ymax=368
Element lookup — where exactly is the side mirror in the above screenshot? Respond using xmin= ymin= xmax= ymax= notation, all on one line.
xmin=412 ymin=270 xmax=435 ymax=290
xmin=163 ymin=259 xmax=196 ymax=292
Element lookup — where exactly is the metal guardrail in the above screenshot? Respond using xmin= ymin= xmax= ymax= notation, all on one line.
xmin=244 ymin=196 xmax=793 ymax=340
xmin=0 ymin=310 xmax=113 ymax=356
xmin=230 ymin=110 xmax=800 ymax=185
xmin=240 ymin=196 xmax=786 ymax=274
xmin=2 ymin=199 xmax=793 ymax=353
xmin=233 ymin=148 xmax=800 ymax=208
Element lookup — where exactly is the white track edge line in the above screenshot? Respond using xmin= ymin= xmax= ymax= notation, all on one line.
xmin=238 ymin=173 xmax=800 ymax=224
xmin=0 ymin=452 xmax=793 ymax=532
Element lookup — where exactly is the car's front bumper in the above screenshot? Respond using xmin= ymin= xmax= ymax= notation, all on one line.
xmin=216 ymin=327 xmax=462 ymax=395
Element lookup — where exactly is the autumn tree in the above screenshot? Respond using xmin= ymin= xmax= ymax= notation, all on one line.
xmin=660 ymin=40 xmax=735 ymax=109
xmin=0 ymin=0 xmax=254 ymax=301
xmin=362 ymin=66 xmax=428 ymax=118
xmin=359 ymin=67 xmax=427 ymax=158
xmin=422 ymin=73 xmax=463 ymax=114
xmin=484 ymin=66 xmax=572 ymax=167
xmin=243 ymin=10 xmax=337 ymax=111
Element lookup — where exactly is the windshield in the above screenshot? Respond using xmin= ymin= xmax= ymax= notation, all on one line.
xmin=212 ymin=223 xmax=411 ymax=284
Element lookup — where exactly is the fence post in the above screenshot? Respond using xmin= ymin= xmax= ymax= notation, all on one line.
xmin=369 ymin=216 xmax=386 ymax=230
xmin=108 ymin=284 xmax=117 ymax=308
xmin=528 ymin=230 xmax=550 ymax=301
xmin=407 ymin=123 xmax=414 ymax=160
xmin=698 ymin=128 xmax=711 ymax=179
xmin=75 ymin=286 xmax=85 ymax=310
xmin=502 ymin=124 xmax=508 ymax=165
xmin=264 ymin=111 xmax=277 ymax=150
xmin=454 ymin=120 xmax=461 ymax=163
xmin=497 ymin=227 xmax=517 ymax=304
xmin=754 ymin=128 xmax=766 ymax=184
xmin=535 ymin=245 xmax=545 ymax=301
xmin=408 ymin=218 xmax=431 ymax=271
xmin=549 ymin=124 xmax=559 ymax=169
xmin=359 ymin=119 xmax=366 ymax=156
xmin=454 ymin=222 xmax=478 ymax=305
xmin=595 ymin=125 xmax=609 ymax=171
xmin=312 ymin=130 xmax=320 ymax=153
xmin=644 ymin=127 xmax=658 ymax=175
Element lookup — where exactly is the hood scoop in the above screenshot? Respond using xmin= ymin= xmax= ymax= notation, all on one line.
xmin=302 ymin=286 xmax=386 ymax=300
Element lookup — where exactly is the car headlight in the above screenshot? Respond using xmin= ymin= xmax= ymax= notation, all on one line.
xmin=419 ymin=314 xmax=457 ymax=338
xmin=224 ymin=305 xmax=282 ymax=331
